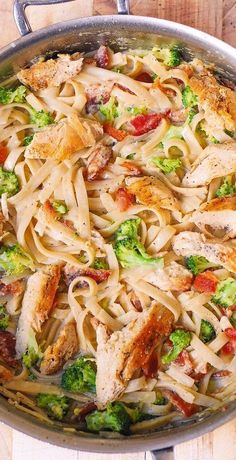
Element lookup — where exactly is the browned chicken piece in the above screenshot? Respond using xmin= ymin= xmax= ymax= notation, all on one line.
xmin=0 ymin=280 xmax=24 ymax=296
xmin=96 ymin=303 xmax=174 ymax=408
xmin=40 ymin=320 xmax=79 ymax=375
xmin=16 ymin=265 xmax=61 ymax=356
xmin=0 ymin=364 xmax=13 ymax=381
xmin=126 ymin=176 xmax=180 ymax=212
xmin=172 ymin=231 xmax=236 ymax=274
xmin=17 ymin=54 xmax=83 ymax=91
xmin=182 ymin=142 xmax=236 ymax=187
xmin=189 ymin=73 xmax=236 ymax=133
xmin=25 ymin=115 xmax=103 ymax=161
xmin=86 ymin=143 xmax=112 ymax=181
xmin=190 ymin=195 xmax=236 ymax=239
xmin=144 ymin=261 xmax=193 ymax=292
xmin=169 ymin=108 xmax=188 ymax=125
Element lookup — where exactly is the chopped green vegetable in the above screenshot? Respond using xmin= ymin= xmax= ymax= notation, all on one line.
xmin=61 ymin=356 xmax=96 ymax=393
xmin=52 ymin=200 xmax=68 ymax=216
xmin=111 ymin=66 xmax=123 ymax=73
xmin=92 ymin=257 xmax=109 ymax=270
xmin=153 ymin=46 xmax=181 ymax=67
xmin=37 ymin=394 xmax=70 ymax=420
xmin=0 ymin=167 xmax=19 ymax=197
xmin=23 ymin=135 xmax=34 ymax=146
xmin=161 ymin=329 xmax=192 ymax=365
xmin=187 ymin=108 xmax=197 ymax=124
xmin=22 ymin=346 xmax=39 ymax=369
xmin=154 ymin=390 xmax=166 ymax=405
xmin=199 ymin=320 xmax=216 ymax=343
xmin=152 ymin=157 xmax=182 ymax=174
xmin=0 ymin=85 xmax=27 ymax=105
xmin=30 ymin=109 xmax=54 ymax=128
xmin=230 ymin=317 xmax=236 ymax=328
xmin=114 ymin=218 xmax=164 ymax=269
xmin=126 ymin=106 xmax=147 ymax=116
xmin=126 ymin=153 xmax=135 ymax=160
xmin=215 ymin=176 xmax=236 ymax=198
xmin=0 ymin=243 xmax=34 ymax=275
xmin=186 ymin=255 xmax=217 ymax=275
xmin=99 ymin=96 xmax=118 ymax=122
xmin=0 ymin=305 xmax=9 ymax=330
xmin=224 ymin=129 xmax=234 ymax=138
xmin=212 ymin=278 xmax=236 ymax=308
xmin=86 ymin=402 xmax=142 ymax=434
xmin=161 ymin=125 xmax=184 ymax=144
xmin=182 ymin=86 xmax=198 ymax=108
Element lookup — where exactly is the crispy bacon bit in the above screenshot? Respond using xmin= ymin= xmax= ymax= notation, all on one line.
xmin=122 ymin=161 xmax=143 ymax=176
xmin=84 ymin=57 xmax=96 ymax=65
xmin=224 ymin=328 xmax=236 ymax=341
xmin=114 ymin=83 xmax=135 ymax=95
xmin=221 ymin=341 xmax=235 ymax=355
xmin=193 ymin=271 xmax=218 ymax=294
xmin=213 ymin=370 xmax=231 ymax=378
xmin=87 ymin=143 xmax=112 ymax=181
xmin=169 ymin=108 xmax=188 ymax=125
xmin=76 ymin=402 xmax=97 ymax=420
xmin=61 ymin=219 xmax=74 ymax=230
xmin=142 ymin=349 xmax=158 ymax=378
xmin=0 ymin=280 xmax=24 ymax=297
xmin=63 ymin=264 xmax=111 ymax=286
xmin=95 ymin=45 xmax=110 ymax=68
xmin=175 ymin=350 xmax=193 ymax=369
xmin=0 ymin=145 xmax=8 ymax=164
xmin=0 ymin=331 xmax=20 ymax=368
xmin=162 ymin=390 xmax=200 ymax=417
xmin=130 ymin=292 xmax=143 ymax=312
xmin=103 ymin=123 xmax=128 ymax=142
xmin=85 ymin=82 xmax=113 ymax=114
xmin=130 ymin=113 xmax=163 ymax=136
xmin=115 ymin=187 xmax=135 ymax=212
xmin=0 ymin=364 xmax=13 ymax=381
xmin=135 ymin=72 xmax=153 ymax=83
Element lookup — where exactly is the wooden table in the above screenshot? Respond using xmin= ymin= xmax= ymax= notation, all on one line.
xmin=0 ymin=1 xmax=236 ymax=459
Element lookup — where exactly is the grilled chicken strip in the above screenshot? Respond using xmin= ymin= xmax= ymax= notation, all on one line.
xmin=17 ymin=54 xmax=83 ymax=91
xmin=16 ymin=265 xmax=60 ymax=356
xmin=96 ymin=303 xmax=174 ymax=408
xmin=40 ymin=320 xmax=79 ymax=375
xmin=182 ymin=142 xmax=236 ymax=187
xmin=172 ymin=231 xmax=236 ymax=274
xmin=190 ymin=195 xmax=236 ymax=239
xmin=144 ymin=261 xmax=193 ymax=292
xmin=25 ymin=115 xmax=103 ymax=161
xmin=86 ymin=143 xmax=112 ymax=181
xmin=126 ymin=176 xmax=179 ymax=212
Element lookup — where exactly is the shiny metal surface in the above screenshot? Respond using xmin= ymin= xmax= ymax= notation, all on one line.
xmin=0 ymin=2 xmax=235 ymax=453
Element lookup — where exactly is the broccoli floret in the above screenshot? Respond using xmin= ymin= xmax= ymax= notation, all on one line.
xmin=224 ymin=129 xmax=234 ymax=138
xmin=152 ymin=157 xmax=182 ymax=174
xmin=0 ymin=305 xmax=9 ymax=330
xmin=92 ymin=257 xmax=109 ymax=270
xmin=0 ymin=167 xmax=19 ymax=197
xmin=186 ymin=255 xmax=217 ymax=275
xmin=99 ymin=96 xmax=118 ymax=122
xmin=23 ymin=135 xmax=34 ymax=146
xmin=30 ymin=109 xmax=54 ymax=128
xmin=161 ymin=329 xmax=192 ymax=365
xmin=126 ymin=106 xmax=147 ymax=116
xmin=187 ymin=108 xmax=197 ymax=124
xmin=126 ymin=153 xmax=135 ymax=160
xmin=153 ymin=46 xmax=181 ymax=67
xmin=52 ymin=200 xmax=68 ymax=216
xmin=114 ymin=218 xmax=163 ymax=269
xmin=199 ymin=320 xmax=216 ymax=343
xmin=212 ymin=278 xmax=236 ymax=308
xmin=215 ymin=176 xmax=236 ymax=198
xmin=37 ymin=394 xmax=70 ymax=420
xmin=154 ymin=390 xmax=166 ymax=405
xmin=22 ymin=346 xmax=39 ymax=368
xmin=0 ymin=85 xmax=27 ymax=105
xmin=86 ymin=402 xmax=141 ymax=434
xmin=61 ymin=356 xmax=96 ymax=393
xmin=161 ymin=125 xmax=184 ymax=144
xmin=0 ymin=244 xmax=34 ymax=275
xmin=182 ymin=86 xmax=198 ymax=108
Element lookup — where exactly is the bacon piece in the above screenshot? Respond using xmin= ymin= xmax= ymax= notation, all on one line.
xmin=76 ymin=402 xmax=97 ymax=420
xmin=95 ymin=45 xmax=110 ymax=68
xmin=0 ymin=364 xmax=13 ymax=381
xmin=121 ymin=161 xmax=143 ymax=176
xmin=142 ymin=349 xmax=158 ymax=378
xmin=0 ymin=280 xmax=24 ymax=297
xmin=0 ymin=331 xmax=20 ymax=368
xmin=213 ymin=370 xmax=231 ymax=378
xmin=85 ymin=82 xmax=113 ymax=114
xmin=162 ymin=390 xmax=200 ymax=417
xmin=130 ymin=113 xmax=163 ymax=136
xmin=114 ymin=83 xmax=135 ymax=95
xmin=224 ymin=328 xmax=236 ymax=341
xmin=0 ymin=145 xmax=8 ymax=164
xmin=86 ymin=143 xmax=112 ymax=181
xmin=135 ymin=72 xmax=153 ymax=83
xmin=193 ymin=271 xmax=218 ymax=294
xmin=103 ymin=123 xmax=128 ymax=141
xmin=63 ymin=264 xmax=111 ymax=286
xmin=175 ymin=350 xmax=193 ymax=371
xmin=115 ymin=187 xmax=135 ymax=212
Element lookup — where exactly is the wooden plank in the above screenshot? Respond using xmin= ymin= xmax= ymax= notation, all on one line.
xmin=0 ymin=422 xmax=12 ymax=460
xmin=223 ymin=0 xmax=236 ymax=47
xmin=79 ymin=453 xmax=145 ymax=460
xmin=93 ymin=0 xmax=223 ymax=38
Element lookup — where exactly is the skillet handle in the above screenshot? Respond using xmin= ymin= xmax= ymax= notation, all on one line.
xmin=13 ymin=0 xmax=130 ymax=36
xmin=150 ymin=447 xmax=174 ymax=460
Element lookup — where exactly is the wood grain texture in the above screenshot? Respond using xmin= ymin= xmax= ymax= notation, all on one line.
xmin=0 ymin=1 xmax=236 ymax=460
